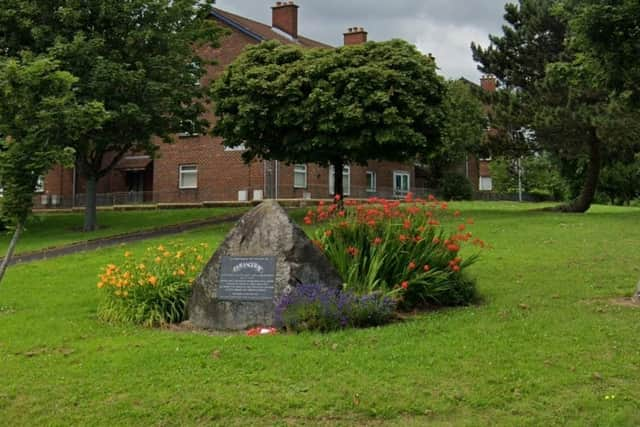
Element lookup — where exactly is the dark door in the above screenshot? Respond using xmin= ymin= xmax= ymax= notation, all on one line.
xmin=126 ymin=171 xmax=145 ymax=203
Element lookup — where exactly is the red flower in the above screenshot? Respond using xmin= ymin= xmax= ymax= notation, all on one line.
xmin=303 ymin=216 xmax=313 ymax=225
xmin=403 ymin=219 xmax=411 ymax=229
xmin=334 ymin=194 xmax=342 ymax=202
xmin=408 ymin=261 xmax=417 ymax=271
xmin=338 ymin=210 xmax=346 ymax=217
xmin=324 ymin=230 xmax=333 ymax=238
xmin=401 ymin=281 xmax=409 ymax=290
xmin=458 ymin=224 xmax=466 ymax=231
xmin=454 ymin=210 xmax=461 ymax=217
xmin=404 ymin=192 xmax=414 ymax=202
xmin=372 ymin=237 xmax=383 ymax=246
xmin=447 ymin=244 xmax=460 ymax=252
xmin=423 ymin=264 xmax=431 ymax=272
xmin=452 ymin=265 xmax=461 ymax=272
xmin=440 ymin=202 xmax=448 ymax=210
xmin=346 ymin=246 xmax=359 ymax=257
xmin=399 ymin=234 xmax=408 ymax=242
xmin=428 ymin=194 xmax=436 ymax=201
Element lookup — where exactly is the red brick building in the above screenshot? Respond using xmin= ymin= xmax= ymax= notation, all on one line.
xmin=41 ymin=2 xmax=419 ymax=208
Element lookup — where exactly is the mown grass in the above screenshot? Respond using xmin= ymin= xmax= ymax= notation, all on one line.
xmin=0 ymin=202 xmax=639 ymax=426
xmin=0 ymin=207 xmax=248 ymax=255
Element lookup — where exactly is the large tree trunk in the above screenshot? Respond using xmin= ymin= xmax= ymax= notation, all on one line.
xmin=558 ymin=130 xmax=601 ymax=213
xmin=84 ymin=176 xmax=98 ymax=231
xmin=332 ymin=159 xmax=344 ymax=202
xmin=0 ymin=222 xmax=23 ymax=285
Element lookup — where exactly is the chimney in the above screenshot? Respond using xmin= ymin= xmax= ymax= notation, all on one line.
xmin=480 ymin=75 xmax=497 ymax=92
xmin=272 ymin=1 xmax=299 ymax=39
xmin=344 ymin=27 xmax=368 ymax=46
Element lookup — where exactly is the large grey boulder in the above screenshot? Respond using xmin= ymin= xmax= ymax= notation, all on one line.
xmin=188 ymin=200 xmax=344 ymax=330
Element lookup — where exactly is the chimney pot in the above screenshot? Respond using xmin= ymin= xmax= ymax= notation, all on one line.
xmin=272 ymin=1 xmax=299 ymax=39
xmin=480 ymin=75 xmax=497 ymax=92
xmin=344 ymin=26 xmax=368 ymax=46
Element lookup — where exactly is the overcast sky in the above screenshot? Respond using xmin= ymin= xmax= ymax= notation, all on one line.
xmin=215 ymin=0 xmax=508 ymax=82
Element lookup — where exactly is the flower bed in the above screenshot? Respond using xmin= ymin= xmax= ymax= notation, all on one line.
xmin=305 ymin=194 xmax=486 ymax=311
xmin=96 ymin=241 xmax=209 ymax=327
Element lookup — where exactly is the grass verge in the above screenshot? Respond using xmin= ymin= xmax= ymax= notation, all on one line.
xmin=0 ymin=202 xmax=639 ymax=425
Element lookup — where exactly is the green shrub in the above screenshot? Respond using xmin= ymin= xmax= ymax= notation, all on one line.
xmin=441 ymin=173 xmax=474 ymax=201
xmin=307 ymin=195 xmax=484 ymax=310
xmin=96 ymin=241 xmax=209 ymax=327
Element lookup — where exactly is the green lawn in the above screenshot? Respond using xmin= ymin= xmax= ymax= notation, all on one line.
xmin=0 ymin=207 xmax=247 ymax=255
xmin=1 ymin=202 xmax=639 ymax=426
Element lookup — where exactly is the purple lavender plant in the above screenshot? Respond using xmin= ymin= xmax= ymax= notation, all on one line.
xmin=275 ymin=284 xmax=396 ymax=333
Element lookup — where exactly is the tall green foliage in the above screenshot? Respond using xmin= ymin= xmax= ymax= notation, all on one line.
xmin=0 ymin=54 xmax=106 ymax=283
xmin=212 ymin=39 xmax=446 ymax=198
xmin=0 ymin=0 xmax=224 ymax=231
xmin=472 ymin=0 xmax=640 ymax=213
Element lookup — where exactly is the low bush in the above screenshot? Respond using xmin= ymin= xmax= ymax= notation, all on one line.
xmin=441 ymin=173 xmax=474 ymax=201
xmin=96 ymin=241 xmax=209 ymax=327
xmin=275 ymin=284 xmax=396 ymax=333
xmin=306 ymin=194 xmax=485 ymax=310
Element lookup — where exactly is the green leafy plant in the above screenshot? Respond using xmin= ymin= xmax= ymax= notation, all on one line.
xmin=308 ymin=195 xmax=485 ymax=310
xmin=96 ymin=241 xmax=209 ymax=327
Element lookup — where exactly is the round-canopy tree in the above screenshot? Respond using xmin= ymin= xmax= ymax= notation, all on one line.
xmin=211 ymin=39 xmax=446 ymax=198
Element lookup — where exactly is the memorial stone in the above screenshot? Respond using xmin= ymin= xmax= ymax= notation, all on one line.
xmin=188 ymin=201 xmax=343 ymax=330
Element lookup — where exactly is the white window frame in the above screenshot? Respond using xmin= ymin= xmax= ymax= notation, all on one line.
xmin=179 ymin=165 xmax=198 ymax=189
xmin=224 ymin=143 xmax=246 ymax=152
xmin=293 ymin=164 xmax=307 ymax=189
xmin=366 ymin=171 xmax=377 ymax=192
xmin=177 ymin=120 xmax=199 ymax=138
xmin=393 ymin=171 xmax=410 ymax=196
xmin=35 ymin=175 xmax=45 ymax=193
xmin=329 ymin=165 xmax=351 ymax=196
xmin=479 ymin=176 xmax=493 ymax=191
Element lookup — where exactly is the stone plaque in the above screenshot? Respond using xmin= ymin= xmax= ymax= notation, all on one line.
xmin=217 ymin=256 xmax=276 ymax=301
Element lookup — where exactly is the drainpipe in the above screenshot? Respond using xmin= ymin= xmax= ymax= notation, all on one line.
xmin=72 ymin=165 xmax=77 ymax=208
xmin=275 ymin=160 xmax=279 ymax=200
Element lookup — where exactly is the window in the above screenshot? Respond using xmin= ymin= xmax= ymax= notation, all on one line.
xmin=393 ymin=171 xmax=410 ymax=196
xmin=179 ymin=165 xmax=198 ymax=189
xmin=293 ymin=164 xmax=307 ymax=188
xmin=35 ymin=176 xmax=45 ymax=193
xmin=224 ymin=143 xmax=246 ymax=152
xmin=366 ymin=171 xmax=376 ymax=192
xmin=479 ymin=176 xmax=493 ymax=191
xmin=177 ymin=120 xmax=199 ymax=138
xmin=329 ymin=165 xmax=351 ymax=196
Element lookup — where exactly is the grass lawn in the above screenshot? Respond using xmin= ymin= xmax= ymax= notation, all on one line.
xmin=0 ymin=207 xmax=248 ymax=255
xmin=1 ymin=202 xmax=639 ymax=426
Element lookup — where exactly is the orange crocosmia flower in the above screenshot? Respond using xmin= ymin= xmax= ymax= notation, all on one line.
xmin=372 ymin=237 xmax=383 ymax=246
xmin=338 ymin=210 xmax=346 ymax=217
xmin=304 ymin=216 xmax=313 ymax=225
xmin=399 ymin=234 xmax=408 ymax=242
xmin=452 ymin=265 xmax=461 ymax=272
xmin=404 ymin=192 xmax=414 ymax=202
xmin=423 ymin=264 xmax=431 ymax=272
xmin=440 ymin=202 xmax=448 ymax=210
xmin=367 ymin=219 xmax=377 ymax=227
xmin=428 ymin=219 xmax=440 ymax=226
xmin=458 ymin=224 xmax=466 ymax=231
xmin=408 ymin=261 xmax=417 ymax=271
xmin=324 ymin=230 xmax=333 ymax=238
xmin=346 ymin=246 xmax=359 ymax=257
xmin=401 ymin=281 xmax=409 ymax=290
xmin=447 ymin=244 xmax=460 ymax=252
xmin=148 ymin=276 xmax=158 ymax=286
xmin=403 ymin=219 xmax=411 ymax=229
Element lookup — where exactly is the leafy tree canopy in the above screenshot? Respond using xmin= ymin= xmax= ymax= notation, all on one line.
xmin=212 ymin=39 xmax=446 ymax=197
xmin=0 ymin=0 xmax=225 ymax=230
xmin=471 ymin=0 xmax=640 ymax=213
